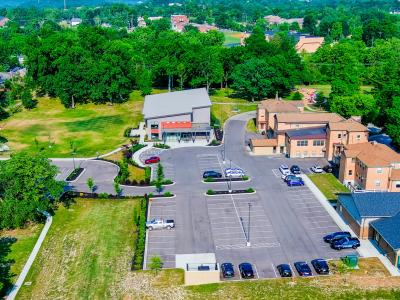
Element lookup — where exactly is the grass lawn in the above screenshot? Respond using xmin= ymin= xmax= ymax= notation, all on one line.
xmin=186 ymin=258 xmax=400 ymax=299
xmin=222 ymin=31 xmax=243 ymax=45
xmin=308 ymin=173 xmax=349 ymax=202
xmin=105 ymin=150 xmax=146 ymax=181
xmin=246 ymin=118 xmax=257 ymax=132
xmin=210 ymin=89 xmax=257 ymax=127
xmin=0 ymin=223 xmax=43 ymax=292
xmin=17 ymin=198 xmax=142 ymax=299
xmin=296 ymin=84 xmax=374 ymax=97
xmin=0 ymin=91 xmax=148 ymax=158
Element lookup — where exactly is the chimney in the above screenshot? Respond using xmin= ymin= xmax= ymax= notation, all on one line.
xmin=351 ymin=116 xmax=362 ymax=123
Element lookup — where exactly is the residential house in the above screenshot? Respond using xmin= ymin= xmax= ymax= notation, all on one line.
xmin=295 ymin=36 xmax=324 ymax=53
xmin=264 ymin=15 xmax=304 ymax=28
xmin=171 ymin=15 xmax=189 ymax=32
xmin=142 ymin=88 xmax=212 ymax=143
xmin=191 ymin=23 xmax=217 ymax=33
xmin=0 ymin=16 xmax=9 ymax=27
xmin=70 ymin=18 xmax=82 ymax=26
xmin=339 ymin=141 xmax=400 ymax=192
xmin=337 ymin=192 xmax=400 ymax=268
xmin=137 ymin=17 xmax=146 ymax=27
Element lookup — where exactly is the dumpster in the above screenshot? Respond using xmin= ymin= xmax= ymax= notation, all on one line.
xmin=341 ymin=255 xmax=358 ymax=268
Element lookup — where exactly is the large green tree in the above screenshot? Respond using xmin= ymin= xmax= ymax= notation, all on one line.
xmin=0 ymin=152 xmax=65 ymax=229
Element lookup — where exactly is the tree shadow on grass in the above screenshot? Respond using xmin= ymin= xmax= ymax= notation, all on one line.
xmin=0 ymin=236 xmax=17 ymax=297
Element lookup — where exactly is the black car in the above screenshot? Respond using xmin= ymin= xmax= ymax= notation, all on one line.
xmin=238 ymin=263 xmax=254 ymax=279
xmin=323 ymin=231 xmax=351 ymax=243
xmin=290 ymin=165 xmax=301 ymax=174
xmin=294 ymin=261 xmax=313 ymax=277
xmin=323 ymin=165 xmax=334 ymax=173
xmin=311 ymin=259 xmax=330 ymax=275
xmin=331 ymin=237 xmax=360 ymax=250
xmin=221 ymin=263 xmax=235 ymax=278
xmin=277 ymin=264 xmax=293 ymax=277
xmin=203 ymin=171 xmax=222 ymax=179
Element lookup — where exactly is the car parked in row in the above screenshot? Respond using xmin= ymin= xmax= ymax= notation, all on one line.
xmin=282 ymin=174 xmax=298 ymax=182
xmin=287 ymin=177 xmax=304 ymax=186
xmin=290 ymin=165 xmax=301 ymax=174
xmin=277 ymin=264 xmax=293 ymax=277
xmin=279 ymin=164 xmax=291 ymax=176
xmin=323 ymin=231 xmax=351 ymax=243
xmin=145 ymin=218 xmax=174 ymax=230
xmin=144 ymin=156 xmax=160 ymax=164
xmin=331 ymin=237 xmax=360 ymax=250
xmin=311 ymin=165 xmax=323 ymax=173
xmin=238 ymin=263 xmax=254 ymax=279
xmin=311 ymin=259 xmax=330 ymax=275
xmin=225 ymin=168 xmax=245 ymax=178
xmin=203 ymin=171 xmax=222 ymax=179
xmin=323 ymin=165 xmax=334 ymax=173
xmin=221 ymin=262 xmax=235 ymax=278
xmin=294 ymin=261 xmax=313 ymax=276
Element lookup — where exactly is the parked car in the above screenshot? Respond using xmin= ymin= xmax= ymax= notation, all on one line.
xmin=145 ymin=218 xmax=174 ymax=230
xmin=145 ymin=156 xmax=160 ymax=164
xmin=287 ymin=177 xmax=305 ymax=186
xmin=203 ymin=171 xmax=222 ymax=179
xmin=331 ymin=237 xmax=360 ymax=250
xmin=294 ymin=261 xmax=313 ymax=277
xmin=279 ymin=164 xmax=291 ymax=176
xmin=221 ymin=262 xmax=235 ymax=278
xmin=311 ymin=165 xmax=323 ymax=173
xmin=311 ymin=259 xmax=330 ymax=275
xmin=282 ymin=174 xmax=298 ymax=182
xmin=225 ymin=168 xmax=245 ymax=178
xmin=290 ymin=165 xmax=301 ymax=174
xmin=238 ymin=263 xmax=254 ymax=279
xmin=277 ymin=264 xmax=293 ymax=277
xmin=323 ymin=231 xmax=351 ymax=243
xmin=323 ymin=165 xmax=334 ymax=173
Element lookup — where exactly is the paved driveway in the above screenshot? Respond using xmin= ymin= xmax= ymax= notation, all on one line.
xmin=144 ymin=112 xmax=357 ymax=278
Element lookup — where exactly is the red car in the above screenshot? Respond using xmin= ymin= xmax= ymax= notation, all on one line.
xmin=144 ymin=156 xmax=160 ymax=164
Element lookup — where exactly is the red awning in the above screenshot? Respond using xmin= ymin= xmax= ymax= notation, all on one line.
xmin=161 ymin=121 xmax=192 ymax=129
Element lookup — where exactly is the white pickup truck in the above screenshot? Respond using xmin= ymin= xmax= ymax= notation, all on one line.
xmin=146 ymin=218 xmax=175 ymax=230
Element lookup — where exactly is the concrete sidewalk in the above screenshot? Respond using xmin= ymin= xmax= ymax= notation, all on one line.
xmin=301 ymin=174 xmax=400 ymax=276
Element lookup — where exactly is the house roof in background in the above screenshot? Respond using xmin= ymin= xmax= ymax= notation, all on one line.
xmin=276 ymin=112 xmax=344 ymax=124
xmin=343 ymin=142 xmax=400 ymax=167
xmin=338 ymin=192 xmax=400 ymax=223
xmin=329 ymin=119 xmax=368 ymax=132
xmin=250 ymin=138 xmax=278 ymax=147
xmin=259 ymin=99 xmax=303 ymax=113
xmin=143 ymin=88 xmax=211 ymax=119
xmin=371 ymin=212 xmax=400 ymax=250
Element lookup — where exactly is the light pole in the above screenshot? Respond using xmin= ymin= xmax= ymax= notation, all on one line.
xmin=247 ymin=203 xmax=252 ymax=247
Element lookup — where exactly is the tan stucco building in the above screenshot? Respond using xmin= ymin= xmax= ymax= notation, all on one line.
xmin=339 ymin=141 xmax=400 ymax=192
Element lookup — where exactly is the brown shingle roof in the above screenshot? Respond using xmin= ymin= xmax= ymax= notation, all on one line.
xmin=344 ymin=142 xmax=400 ymax=167
xmin=250 ymin=138 xmax=278 ymax=147
xmin=259 ymin=99 xmax=303 ymax=113
xmin=329 ymin=119 xmax=368 ymax=132
xmin=276 ymin=112 xmax=344 ymax=124
xmin=390 ymin=169 xmax=400 ymax=181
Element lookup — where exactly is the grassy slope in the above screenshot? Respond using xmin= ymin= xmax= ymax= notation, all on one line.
xmin=1 ymin=91 xmax=145 ymax=158
xmin=246 ymin=118 xmax=257 ymax=132
xmin=222 ymin=31 xmax=242 ymax=45
xmin=0 ymin=224 xmax=43 ymax=285
xmin=17 ymin=198 xmax=140 ymax=300
xmin=308 ymin=173 xmax=349 ymax=201
xmin=296 ymin=84 xmax=373 ymax=97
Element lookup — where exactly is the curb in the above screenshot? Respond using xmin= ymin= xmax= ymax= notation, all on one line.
xmin=204 ymin=191 xmax=256 ymax=197
xmin=202 ymin=178 xmax=251 ymax=184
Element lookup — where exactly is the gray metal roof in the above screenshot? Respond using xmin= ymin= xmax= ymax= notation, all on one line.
xmin=143 ymin=88 xmax=211 ymax=119
xmin=338 ymin=192 xmax=400 ymax=220
xmin=285 ymin=126 xmax=326 ymax=139
xmin=371 ymin=212 xmax=400 ymax=250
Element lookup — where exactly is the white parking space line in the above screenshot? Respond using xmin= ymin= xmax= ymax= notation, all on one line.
xmin=254 ymin=264 xmax=260 ymax=279
xmin=271 ymin=263 xmax=278 ymax=277
xmin=271 ymin=169 xmax=281 ymax=178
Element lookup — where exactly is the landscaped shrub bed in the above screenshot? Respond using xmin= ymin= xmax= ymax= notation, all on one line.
xmin=208 ymin=139 xmax=221 ymax=146
xmin=65 ymin=167 xmax=84 ymax=181
xmin=203 ymin=176 xmax=249 ymax=183
xmin=131 ymin=196 xmax=149 ymax=270
xmin=206 ymin=189 xmax=255 ymax=195
xmin=131 ymin=143 xmax=146 ymax=154
xmin=153 ymin=143 xmax=170 ymax=149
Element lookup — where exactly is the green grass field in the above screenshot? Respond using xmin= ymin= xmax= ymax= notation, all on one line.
xmin=17 ymin=198 xmax=141 ymax=300
xmin=246 ymin=118 xmax=257 ymax=132
xmin=296 ymin=84 xmax=373 ymax=97
xmin=1 ymin=91 xmax=146 ymax=158
xmin=222 ymin=31 xmax=243 ymax=45
xmin=308 ymin=173 xmax=349 ymax=202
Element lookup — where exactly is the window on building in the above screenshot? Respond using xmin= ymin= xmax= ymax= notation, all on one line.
xmin=396 ymin=183 xmax=400 ymax=188
xmin=377 ymin=168 xmax=383 ymax=174
xmin=297 ymin=140 xmax=308 ymax=147
xmin=356 ymin=134 xmax=361 ymax=140
xmin=348 ymin=170 xmax=353 ymax=176
xmin=338 ymin=134 xmax=342 ymax=138
xmin=313 ymin=140 xmax=325 ymax=146
xmin=375 ymin=180 xmax=381 ymax=187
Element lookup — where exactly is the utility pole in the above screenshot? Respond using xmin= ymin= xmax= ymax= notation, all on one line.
xmin=64 ymin=0 xmax=67 ymax=10
xmin=247 ymin=203 xmax=252 ymax=247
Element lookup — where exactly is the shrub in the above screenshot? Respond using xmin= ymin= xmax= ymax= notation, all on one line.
xmin=148 ymin=193 xmax=154 ymax=198
xmin=99 ymin=192 xmax=109 ymax=199
xmin=139 ymin=180 xmax=145 ymax=186
xmin=131 ymin=179 xmax=138 ymax=185
xmin=131 ymin=143 xmax=146 ymax=154
xmin=153 ymin=143 xmax=170 ymax=149
xmin=246 ymin=188 xmax=255 ymax=193
xmin=164 ymin=192 xmax=173 ymax=197
xmin=204 ymin=177 xmax=214 ymax=182
xmin=207 ymin=189 xmax=215 ymax=195
xmin=242 ymin=175 xmax=249 ymax=181
xmin=132 ymin=197 xmax=149 ymax=270
xmin=208 ymin=140 xmax=221 ymax=146
xmin=144 ymin=167 xmax=151 ymax=182
xmin=163 ymin=179 xmax=173 ymax=185
xmin=124 ymin=127 xmax=133 ymax=137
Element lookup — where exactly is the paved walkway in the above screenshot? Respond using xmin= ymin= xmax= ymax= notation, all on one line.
xmin=6 ymin=212 xmax=53 ymax=300
xmin=301 ymin=174 xmax=400 ymax=276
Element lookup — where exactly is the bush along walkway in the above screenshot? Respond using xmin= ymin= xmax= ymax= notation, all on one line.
xmin=131 ymin=196 xmax=149 ymax=270
xmin=206 ymin=188 xmax=255 ymax=196
xmin=6 ymin=212 xmax=52 ymax=300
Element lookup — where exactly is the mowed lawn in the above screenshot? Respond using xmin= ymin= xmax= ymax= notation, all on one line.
xmin=1 ymin=91 xmax=145 ymax=158
xmin=222 ymin=31 xmax=243 ymax=45
xmin=296 ymin=84 xmax=374 ymax=97
xmin=17 ymin=198 xmax=141 ymax=300
xmin=308 ymin=173 xmax=349 ymax=202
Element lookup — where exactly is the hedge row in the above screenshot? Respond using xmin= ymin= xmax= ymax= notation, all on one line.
xmin=131 ymin=196 xmax=149 ymax=270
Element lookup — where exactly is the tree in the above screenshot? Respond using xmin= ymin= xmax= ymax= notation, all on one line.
xmin=0 ymin=152 xmax=65 ymax=229
xmin=21 ymin=89 xmax=37 ymax=109
xmin=113 ymin=181 xmax=122 ymax=196
xmin=329 ymin=93 xmax=377 ymax=122
xmin=87 ymin=177 xmax=95 ymax=193
xmin=0 ymin=107 xmax=9 ymax=121
xmin=385 ymin=97 xmax=400 ymax=148
xmin=149 ymin=255 xmax=163 ymax=274
xmin=154 ymin=163 xmax=164 ymax=194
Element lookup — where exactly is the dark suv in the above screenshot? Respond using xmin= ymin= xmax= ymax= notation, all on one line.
xmin=331 ymin=237 xmax=360 ymax=250
xmin=221 ymin=263 xmax=235 ymax=278
xmin=290 ymin=165 xmax=301 ymax=174
xmin=294 ymin=261 xmax=312 ymax=276
xmin=239 ymin=263 xmax=254 ymax=279
xmin=311 ymin=259 xmax=330 ymax=275
xmin=323 ymin=231 xmax=351 ymax=243
xmin=203 ymin=171 xmax=222 ymax=179
xmin=277 ymin=264 xmax=293 ymax=277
